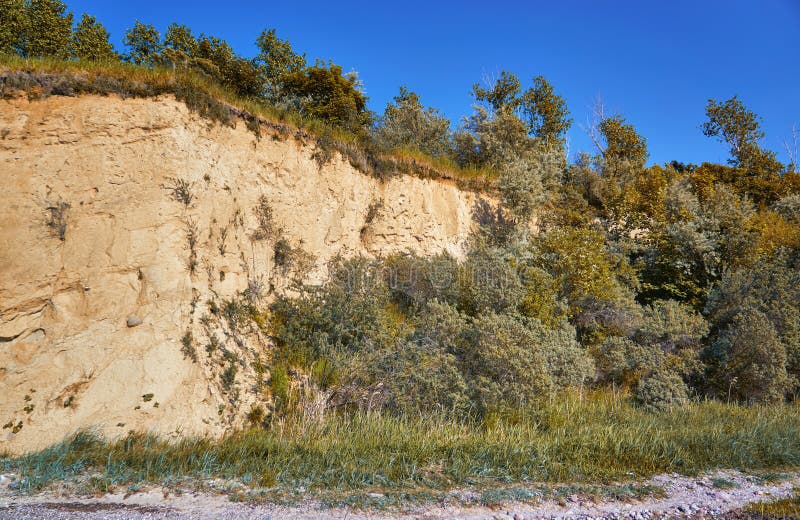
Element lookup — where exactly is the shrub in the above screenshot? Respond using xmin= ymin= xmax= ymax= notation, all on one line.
xmin=705 ymin=258 xmax=800 ymax=385
xmin=374 ymin=86 xmax=452 ymax=157
xmin=459 ymin=244 xmax=526 ymax=316
xmin=180 ymin=331 xmax=197 ymax=362
xmin=595 ymin=336 xmax=662 ymax=388
xmin=45 ymin=199 xmax=69 ymax=240
xmin=634 ymin=369 xmax=689 ymax=412
xmin=251 ymin=195 xmax=280 ymax=241
xmin=706 ymin=307 xmax=792 ymax=403
xmin=772 ymin=194 xmax=800 ymax=222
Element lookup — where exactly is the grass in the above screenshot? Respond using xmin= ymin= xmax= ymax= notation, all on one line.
xmin=0 ymin=55 xmax=497 ymax=191
xmin=744 ymin=493 xmax=800 ymax=518
xmin=1 ymin=390 xmax=798 ymax=497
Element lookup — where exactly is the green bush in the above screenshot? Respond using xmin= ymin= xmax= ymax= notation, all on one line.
xmin=706 ymin=307 xmax=792 ymax=403
xmin=634 ymin=370 xmax=689 ymax=412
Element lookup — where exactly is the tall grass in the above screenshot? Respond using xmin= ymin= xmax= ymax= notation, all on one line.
xmin=2 ymin=390 xmax=798 ymax=492
xmin=0 ymin=56 xmax=496 ymax=190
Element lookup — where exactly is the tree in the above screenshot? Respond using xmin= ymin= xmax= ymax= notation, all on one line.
xmin=472 ymin=70 xmax=521 ymax=113
xmin=255 ymin=28 xmax=306 ymax=87
xmin=703 ymin=96 xmax=763 ymax=167
xmin=598 ymin=115 xmax=648 ymax=170
xmin=374 ymin=86 xmax=452 ymax=157
xmin=282 ymin=61 xmax=372 ymax=133
xmin=0 ymin=0 xmax=26 ymax=55
xmin=123 ymin=21 xmax=162 ymax=66
xmin=162 ymin=23 xmax=198 ymax=67
xmin=194 ymin=35 xmax=264 ymax=98
xmin=521 ymin=75 xmax=572 ymax=146
xmin=703 ymin=96 xmax=784 ymax=204
xmin=25 ymin=0 xmax=73 ymax=58
xmin=71 ymin=13 xmax=116 ymax=62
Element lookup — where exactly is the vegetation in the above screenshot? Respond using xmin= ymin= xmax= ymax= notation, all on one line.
xmin=1 ymin=390 xmax=798 ymax=496
xmin=1 ymin=0 xmax=800 ymax=502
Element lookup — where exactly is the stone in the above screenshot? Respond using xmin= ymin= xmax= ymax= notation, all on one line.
xmin=126 ymin=316 xmax=144 ymax=328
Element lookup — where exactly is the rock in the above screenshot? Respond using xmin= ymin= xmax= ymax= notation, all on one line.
xmin=126 ymin=316 xmax=143 ymax=328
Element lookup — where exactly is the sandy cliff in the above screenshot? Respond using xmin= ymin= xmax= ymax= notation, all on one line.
xmin=0 ymin=94 xmax=478 ymax=454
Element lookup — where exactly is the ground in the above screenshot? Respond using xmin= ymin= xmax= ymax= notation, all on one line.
xmin=1 ymin=470 xmax=797 ymax=519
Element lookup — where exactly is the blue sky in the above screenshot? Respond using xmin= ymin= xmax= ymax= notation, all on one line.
xmin=65 ymin=1 xmax=799 ymax=166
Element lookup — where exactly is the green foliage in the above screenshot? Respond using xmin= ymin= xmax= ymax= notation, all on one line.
xmin=282 ymin=62 xmax=371 ymax=133
xmin=269 ymin=364 xmax=290 ymax=411
xmin=180 ymin=331 xmax=197 ymax=363
xmin=71 ymin=13 xmax=116 ymax=62
xmin=255 ymin=28 xmax=306 ymax=87
xmin=772 ymin=194 xmax=800 ymax=222
xmin=703 ymin=96 xmax=785 ymax=204
xmin=375 ymin=86 xmax=452 ymax=157
xmin=25 ymin=0 xmax=73 ymax=59
xmin=520 ymin=75 xmax=572 ymax=146
xmin=472 ymin=70 xmax=521 ymax=113
xmin=634 ymin=369 xmax=689 ymax=412
xmin=162 ymin=23 xmax=198 ymax=67
xmin=598 ymin=114 xmax=648 ymax=171
xmin=123 ymin=21 xmax=161 ymax=66
xmin=269 ymin=256 xmax=593 ymax=417
xmin=499 ymin=147 xmax=562 ymax=222
xmin=703 ymin=96 xmax=766 ymax=168
xmin=595 ymin=336 xmax=661 ymax=388
xmin=705 ymin=256 xmax=800 ymax=388
xmin=0 ymin=0 xmax=26 ymax=55
xmin=706 ymin=307 xmax=792 ymax=403
xmin=532 ymin=226 xmax=638 ymax=342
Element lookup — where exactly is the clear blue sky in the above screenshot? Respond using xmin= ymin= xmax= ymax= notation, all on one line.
xmin=65 ymin=0 xmax=800 ymax=166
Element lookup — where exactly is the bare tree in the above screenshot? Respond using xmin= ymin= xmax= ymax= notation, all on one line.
xmin=784 ymin=124 xmax=798 ymax=172
xmin=581 ymin=95 xmax=607 ymax=155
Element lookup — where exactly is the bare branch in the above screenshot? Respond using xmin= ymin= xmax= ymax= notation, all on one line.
xmin=784 ymin=123 xmax=798 ymax=172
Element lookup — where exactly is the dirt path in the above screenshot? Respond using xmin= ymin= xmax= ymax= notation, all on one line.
xmin=0 ymin=471 xmax=797 ymax=519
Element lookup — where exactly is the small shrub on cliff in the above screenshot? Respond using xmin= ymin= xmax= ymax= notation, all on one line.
xmin=45 ymin=199 xmax=70 ymax=241
xmin=180 ymin=331 xmax=197 ymax=362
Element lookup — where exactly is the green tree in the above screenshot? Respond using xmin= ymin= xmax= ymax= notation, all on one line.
xmin=194 ymin=35 xmax=264 ymax=98
xmin=71 ymin=13 xmax=116 ymax=61
xmin=472 ymin=70 xmax=521 ymax=113
xmin=282 ymin=61 xmax=372 ymax=133
xmin=703 ymin=96 xmax=764 ymax=167
xmin=25 ymin=0 xmax=73 ymax=58
xmin=374 ymin=86 xmax=452 ymax=157
xmin=0 ymin=0 xmax=26 ymax=55
xmin=598 ymin=115 xmax=648 ymax=171
xmin=162 ymin=23 xmax=198 ymax=67
xmin=521 ymin=75 xmax=572 ymax=146
xmin=255 ymin=28 xmax=306 ymax=87
xmin=123 ymin=20 xmax=162 ymax=66
xmin=703 ymin=96 xmax=784 ymax=204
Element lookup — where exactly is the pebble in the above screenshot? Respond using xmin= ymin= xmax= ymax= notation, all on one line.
xmin=126 ymin=316 xmax=143 ymax=327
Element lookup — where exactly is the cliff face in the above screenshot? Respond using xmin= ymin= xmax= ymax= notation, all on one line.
xmin=0 ymin=94 xmax=478 ymax=454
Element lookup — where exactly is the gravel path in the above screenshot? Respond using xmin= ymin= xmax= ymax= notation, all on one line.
xmin=0 ymin=471 xmax=797 ymax=519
